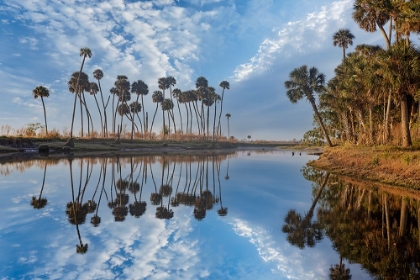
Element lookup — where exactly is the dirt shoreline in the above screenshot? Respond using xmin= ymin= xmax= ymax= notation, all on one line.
xmin=309 ymin=146 xmax=420 ymax=189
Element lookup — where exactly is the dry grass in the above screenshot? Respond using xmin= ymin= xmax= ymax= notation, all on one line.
xmin=310 ymin=145 xmax=420 ymax=189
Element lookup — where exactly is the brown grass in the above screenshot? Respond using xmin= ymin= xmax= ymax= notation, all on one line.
xmin=310 ymin=145 xmax=420 ymax=189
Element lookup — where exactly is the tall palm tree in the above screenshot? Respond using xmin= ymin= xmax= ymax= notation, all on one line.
xmin=172 ymin=88 xmax=183 ymax=133
xmin=32 ymin=85 xmax=50 ymax=136
xmin=377 ymin=41 xmax=420 ymax=147
xmin=217 ymin=81 xmax=230 ymax=137
xmin=129 ymin=101 xmax=141 ymax=140
xmin=67 ymin=71 xmax=90 ymax=139
xmin=131 ymin=80 xmax=149 ymax=135
xmin=284 ymin=65 xmax=333 ymax=147
xmin=225 ymin=113 xmax=231 ymax=138
xmin=67 ymin=48 xmax=92 ymax=146
xmin=150 ymin=90 xmax=163 ymax=137
xmin=114 ymin=75 xmax=131 ymax=138
xmin=93 ymin=69 xmax=108 ymax=137
xmin=89 ymin=82 xmax=103 ymax=136
xmin=333 ymin=29 xmax=355 ymax=60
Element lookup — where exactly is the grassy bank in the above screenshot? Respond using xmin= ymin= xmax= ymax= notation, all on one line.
xmin=309 ymin=145 xmax=420 ymax=189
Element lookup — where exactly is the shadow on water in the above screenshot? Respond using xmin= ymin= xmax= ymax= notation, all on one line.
xmin=283 ymin=164 xmax=420 ymax=279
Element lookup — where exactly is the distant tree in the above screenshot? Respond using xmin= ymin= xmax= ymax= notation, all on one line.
xmin=32 ymin=85 xmax=50 ymax=136
xmin=226 ymin=113 xmax=231 ymax=138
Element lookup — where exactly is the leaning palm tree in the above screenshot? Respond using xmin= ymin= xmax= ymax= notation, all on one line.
xmin=67 ymin=47 xmax=92 ymax=147
xmin=32 ymin=85 xmax=50 ymax=136
xmin=284 ymin=65 xmax=333 ymax=147
xmin=333 ymin=29 xmax=355 ymax=60
xmin=217 ymin=81 xmax=230 ymax=136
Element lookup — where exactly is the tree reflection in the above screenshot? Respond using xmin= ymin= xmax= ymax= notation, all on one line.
xmin=30 ymin=161 xmax=48 ymax=209
xmin=282 ymin=172 xmax=330 ymax=249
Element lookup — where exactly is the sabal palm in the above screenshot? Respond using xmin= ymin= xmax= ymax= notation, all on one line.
xmin=69 ymin=48 xmax=92 ymax=140
xmin=284 ymin=65 xmax=333 ymax=147
xmin=377 ymin=41 xmax=420 ymax=147
xmin=217 ymin=81 xmax=230 ymax=136
xmin=333 ymin=29 xmax=355 ymax=60
xmin=225 ymin=113 xmax=231 ymax=138
xmin=89 ymin=82 xmax=104 ymax=136
xmin=129 ymin=101 xmax=142 ymax=139
xmin=150 ymin=90 xmax=163 ymax=136
xmin=131 ymin=80 xmax=149 ymax=134
xmin=172 ymin=88 xmax=183 ymax=133
xmin=32 ymin=85 xmax=50 ymax=136
xmin=353 ymin=0 xmax=392 ymax=49
xmin=93 ymin=69 xmax=108 ymax=137
xmin=68 ymin=71 xmax=91 ymax=138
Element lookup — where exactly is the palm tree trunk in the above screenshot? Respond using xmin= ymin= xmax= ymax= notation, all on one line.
xmin=150 ymin=104 xmax=159 ymax=137
xmin=193 ymin=102 xmax=201 ymax=135
xmin=184 ymin=103 xmax=189 ymax=134
xmin=70 ymin=56 xmax=87 ymax=138
xmin=70 ymin=92 xmax=79 ymax=139
xmin=162 ymin=107 xmax=166 ymax=139
xmin=176 ymin=100 xmax=183 ymax=134
xmin=401 ymin=93 xmax=412 ymax=147
xmin=310 ymin=100 xmax=333 ymax=147
xmin=112 ymin=94 xmax=116 ymax=134
xmin=40 ymin=96 xmax=48 ymax=136
xmin=227 ymin=117 xmax=230 ymax=138
xmin=94 ymin=95 xmax=103 ymax=137
xmin=213 ymin=101 xmax=217 ymax=140
xmin=141 ymin=95 xmax=146 ymax=136
xmin=189 ymin=103 xmax=193 ymax=134
xmin=97 ymin=79 xmax=107 ymax=137
xmin=80 ymin=96 xmax=84 ymax=137
xmin=217 ymin=89 xmax=225 ymax=136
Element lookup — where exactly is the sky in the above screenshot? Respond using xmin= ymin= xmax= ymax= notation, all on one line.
xmin=0 ymin=0 xmax=412 ymax=140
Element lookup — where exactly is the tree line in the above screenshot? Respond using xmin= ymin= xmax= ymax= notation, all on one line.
xmin=33 ymin=48 xmax=231 ymax=146
xmin=284 ymin=0 xmax=420 ymax=147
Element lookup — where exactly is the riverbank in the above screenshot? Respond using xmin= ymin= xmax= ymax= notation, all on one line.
xmin=0 ymin=136 xmax=301 ymax=163
xmin=309 ymin=146 xmax=420 ymax=189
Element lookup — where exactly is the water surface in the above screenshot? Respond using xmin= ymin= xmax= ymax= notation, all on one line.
xmin=1 ymin=150 xmax=417 ymax=279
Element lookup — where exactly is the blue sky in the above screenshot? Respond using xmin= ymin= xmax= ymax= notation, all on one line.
xmin=0 ymin=0 xmax=412 ymax=140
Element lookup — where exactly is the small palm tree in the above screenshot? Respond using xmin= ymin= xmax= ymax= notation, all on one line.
xmin=225 ymin=113 xmax=231 ymax=138
xmin=150 ymin=91 xmax=163 ymax=137
xmin=333 ymin=29 xmax=355 ymax=60
xmin=32 ymin=85 xmax=50 ymax=136
xmin=284 ymin=65 xmax=333 ymax=147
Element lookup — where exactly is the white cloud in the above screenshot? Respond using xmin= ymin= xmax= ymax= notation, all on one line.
xmin=232 ymin=0 xmax=353 ymax=82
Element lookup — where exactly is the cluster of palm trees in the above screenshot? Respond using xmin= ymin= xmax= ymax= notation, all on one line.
xmin=285 ymin=0 xmax=420 ymax=147
xmin=32 ymin=48 xmax=232 ymax=145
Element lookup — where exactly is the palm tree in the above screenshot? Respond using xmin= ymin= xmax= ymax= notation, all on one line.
xmin=333 ymin=29 xmax=355 ymax=60
xmin=377 ymin=41 xmax=420 ymax=147
xmin=32 ymin=85 xmax=50 ymax=136
xmin=67 ymin=47 xmax=92 ymax=146
xmin=131 ymin=80 xmax=149 ymax=135
xmin=352 ymin=0 xmax=392 ymax=49
xmin=217 ymin=81 xmax=230 ymax=136
xmin=284 ymin=65 xmax=333 ymax=147
xmin=129 ymin=101 xmax=142 ymax=140
xmin=89 ymin=82 xmax=104 ymax=136
xmin=93 ymin=69 xmax=108 ymax=137
xmin=150 ymin=90 xmax=163 ymax=137
xmin=172 ymin=88 xmax=183 ymax=133
xmin=114 ymin=75 xmax=131 ymax=139
xmin=225 ymin=113 xmax=231 ymax=138
xmin=67 ymin=71 xmax=91 ymax=138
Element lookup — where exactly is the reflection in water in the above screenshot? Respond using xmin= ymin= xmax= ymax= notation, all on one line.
xmin=286 ymin=165 xmax=420 ymax=279
xmin=18 ymin=154 xmax=232 ymax=255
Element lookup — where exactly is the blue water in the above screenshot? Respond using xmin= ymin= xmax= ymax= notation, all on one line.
xmin=0 ymin=150 xmax=371 ymax=279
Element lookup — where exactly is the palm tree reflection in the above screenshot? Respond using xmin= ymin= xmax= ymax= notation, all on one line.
xmin=282 ymin=172 xmax=330 ymax=249
xmin=31 ymin=162 xmax=48 ymax=209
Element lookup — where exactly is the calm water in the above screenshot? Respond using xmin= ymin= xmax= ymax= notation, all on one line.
xmin=0 ymin=150 xmax=418 ymax=279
